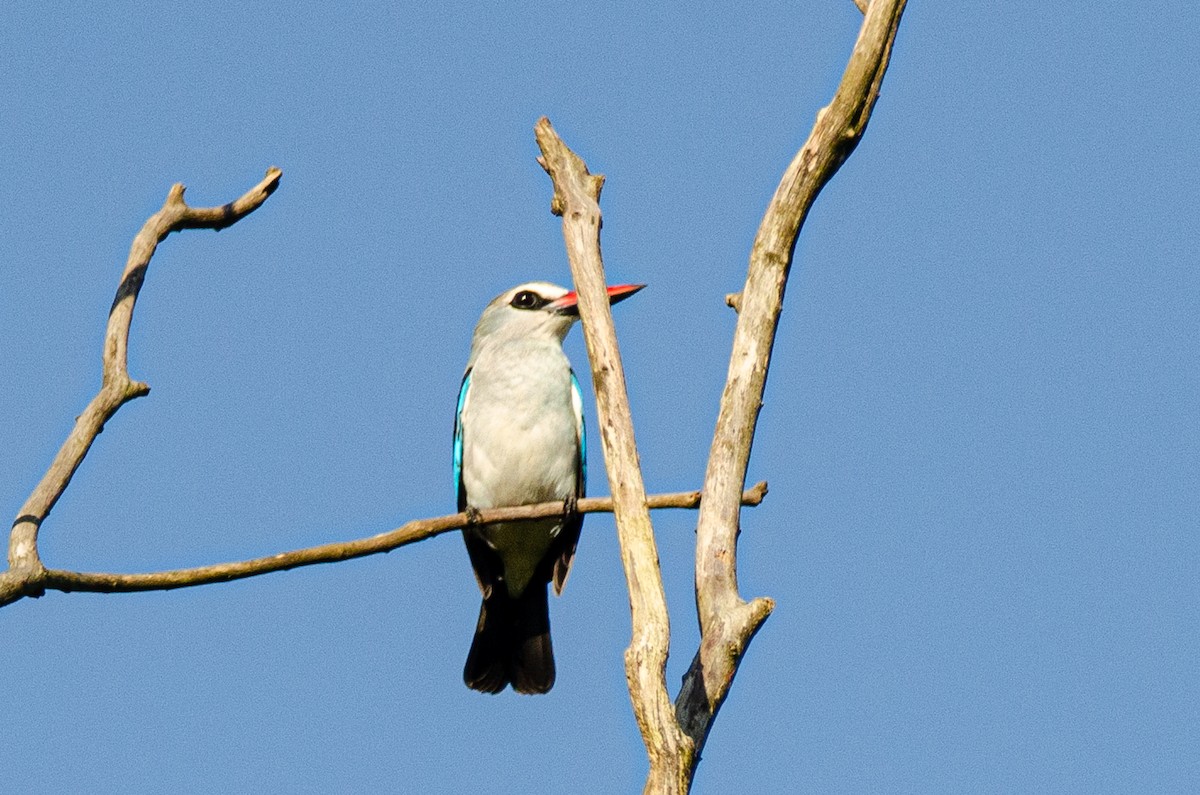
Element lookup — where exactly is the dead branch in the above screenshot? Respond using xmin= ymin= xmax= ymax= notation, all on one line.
xmin=0 ymin=484 xmax=766 ymax=608
xmin=5 ymin=169 xmax=281 ymax=594
xmin=535 ymin=119 xmax=694 ymax=792
xmin=676 ymin=0 xmax=907 ymax=777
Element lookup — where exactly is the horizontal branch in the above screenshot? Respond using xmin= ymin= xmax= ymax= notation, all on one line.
xmin=0 ymin=483 xmax=766 ymax=607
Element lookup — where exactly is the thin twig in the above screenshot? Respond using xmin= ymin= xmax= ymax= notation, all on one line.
xmin=0 ymin=485 xmax=766 ymax=608
xmin=677 ymin=0 xmax=907 ymax=776
xmin=535 ymin=118 xmax=694 ymax=793
xmin=6 ymin=169 xmax=281 ymax=582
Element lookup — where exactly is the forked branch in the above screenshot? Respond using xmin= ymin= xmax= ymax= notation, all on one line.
xmin=4 ymin=169 xmax=281 ymax=595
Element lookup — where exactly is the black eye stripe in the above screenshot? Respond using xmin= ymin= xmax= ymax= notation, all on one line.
xmin=511 ymin=290 xmax=547 ymax=310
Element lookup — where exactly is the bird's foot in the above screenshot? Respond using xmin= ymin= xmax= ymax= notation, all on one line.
xmin=562 ymin=495 xmax=579 ymax=523
xmin=465 ymin=506 xmax=484 ymax=526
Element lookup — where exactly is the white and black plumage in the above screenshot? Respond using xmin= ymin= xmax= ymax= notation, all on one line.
xmin=454 ymin=280 xmax=643 ymax=694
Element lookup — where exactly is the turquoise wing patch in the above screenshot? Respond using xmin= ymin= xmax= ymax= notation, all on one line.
xmin=570 ymin=371 xmax=587 ymax=496
xmin=454 ymin=370 xmax=471 ymax=511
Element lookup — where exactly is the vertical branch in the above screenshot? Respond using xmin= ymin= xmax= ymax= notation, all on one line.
xmin=535 ymin=119 xmax=693 ymax=793
xmin=677 ymin=0 xmax=908 ymax=773
xmin=4 ymin=168 xmax=281 ymax=603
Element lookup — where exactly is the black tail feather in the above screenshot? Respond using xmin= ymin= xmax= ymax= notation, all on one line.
xmin=463 ymin=599 xmax=509 ymax=694
xmin=463 ymin=585 xmax=554 ymax=695
xmin=509 ymin=584 xmax=554 ymax=694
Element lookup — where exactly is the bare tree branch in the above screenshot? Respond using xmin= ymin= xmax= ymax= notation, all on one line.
xmin=5 ymin=169 xmax=282 ymax=588
xmin=535 ymin=118 xmax=694 ymax=793
xmin=0 ymin=484 xmax=766 ymax=608
xmin=676 ymin=0 xmax=908 ymax=775
xmin=853 ymin=0 xmax=870 ymax=14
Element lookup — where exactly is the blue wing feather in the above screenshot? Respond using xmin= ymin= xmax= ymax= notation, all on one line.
xmin=547 ymin=369 xmax=588 ymax=594
xmin=454 ymin=370 xmax=471 ymax=511
xmin=569 ymin=371 xmax=587 ymax=497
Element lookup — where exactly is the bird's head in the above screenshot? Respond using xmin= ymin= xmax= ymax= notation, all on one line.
xmin=470 ymin=281 xmax=645 ymax=349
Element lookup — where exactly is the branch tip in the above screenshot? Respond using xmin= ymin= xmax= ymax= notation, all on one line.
xmin=746 ymin=480 xmax=768 ymax=504
xmin=259 ymin=167 xmax=282 ymax=197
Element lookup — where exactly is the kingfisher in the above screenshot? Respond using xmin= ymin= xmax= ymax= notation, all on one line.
xmin=454 ymin=280 xmax=644 ymax=694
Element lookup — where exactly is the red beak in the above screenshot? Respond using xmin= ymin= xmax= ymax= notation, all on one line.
xmin=550 ymin=283 xmax=646 ymax=314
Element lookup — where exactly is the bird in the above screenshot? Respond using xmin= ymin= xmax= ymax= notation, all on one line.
xmin=454 ymin=280 xmax=644 ymax=694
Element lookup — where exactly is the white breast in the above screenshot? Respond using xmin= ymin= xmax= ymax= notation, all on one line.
xmin=459 ymin=339 xmax=581 ymax=595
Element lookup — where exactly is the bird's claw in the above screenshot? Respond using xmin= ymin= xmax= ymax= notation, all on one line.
xmin=465 ymin=506 xmax=484 ymax=526
xmin=562 ymin=495 xmax=579 ymax=522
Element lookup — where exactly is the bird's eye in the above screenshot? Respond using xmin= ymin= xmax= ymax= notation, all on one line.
xmin=511 ymin=290 xmax=543 ymax=309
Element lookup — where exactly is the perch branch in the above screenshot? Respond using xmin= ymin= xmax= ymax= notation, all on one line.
xmin=676 ymin=0 xmax=907 ymax=775
xmin=0 ymin=484 xmax=766 ymax=608
xmin=535 ymin=118 xmax=693 ymax=793
xmin=5 ymin=169 xmax=282 ymax=587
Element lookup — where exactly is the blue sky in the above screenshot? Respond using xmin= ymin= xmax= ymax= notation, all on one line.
xmin=3 ymin=2 xmax=1198 ymax=792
